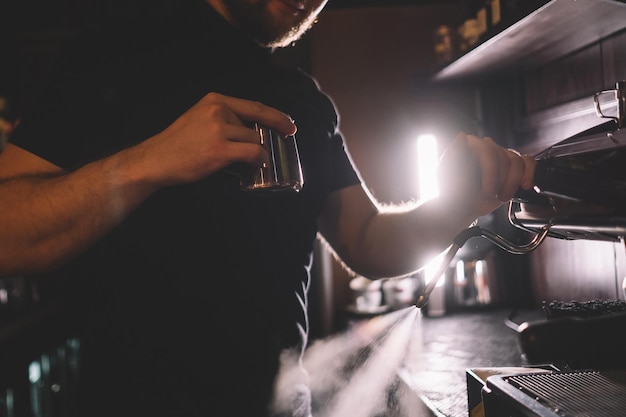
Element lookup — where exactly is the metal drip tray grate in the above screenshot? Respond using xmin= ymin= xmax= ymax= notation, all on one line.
xmin=484 ymin=371 xmax=626 ymax=417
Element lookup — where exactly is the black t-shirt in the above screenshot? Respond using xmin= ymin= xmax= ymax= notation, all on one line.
xmin=10 ymin=2 xmax=360 ymax=416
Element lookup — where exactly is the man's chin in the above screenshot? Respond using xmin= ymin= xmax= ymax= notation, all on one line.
xmin=255 ymin=25 xmax=307 ymax=48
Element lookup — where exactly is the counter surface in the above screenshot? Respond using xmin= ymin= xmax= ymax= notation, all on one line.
xmin=399 ymin=308 xmax=544 ymax=417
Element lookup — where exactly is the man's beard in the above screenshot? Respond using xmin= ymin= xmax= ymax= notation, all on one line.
xmin=220 ymin=0 xmax=320 ymax=48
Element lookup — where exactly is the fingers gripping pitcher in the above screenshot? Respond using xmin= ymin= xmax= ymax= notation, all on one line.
xmin=240 ymin=123 xmax=304 ymax=193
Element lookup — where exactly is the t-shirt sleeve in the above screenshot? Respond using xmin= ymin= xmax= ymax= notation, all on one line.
xmin=9 ymin=26 xmax=141 ymax=170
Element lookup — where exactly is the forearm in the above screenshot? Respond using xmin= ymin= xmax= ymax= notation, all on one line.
xmin=0 ymin=93 xmax=299 ymax=277
xmin=322 ymin=134 xmax=535 ymax=280
xmin=350 ymin=197 xmax=479 ymax=279
xmin=0 ymin=147 xmax=159 ymax=277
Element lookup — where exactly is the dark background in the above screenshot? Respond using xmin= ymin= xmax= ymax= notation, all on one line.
xmin=0 ymin=0 xmax=466 ymax=118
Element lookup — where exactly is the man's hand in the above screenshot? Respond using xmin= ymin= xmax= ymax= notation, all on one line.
xmin=0 ymin=92 xmax=296 ymax=277
xmin=437 ymin=133 xmax=536 ymax=218
xmin=134 ymin=92 xmax=297 ymax=187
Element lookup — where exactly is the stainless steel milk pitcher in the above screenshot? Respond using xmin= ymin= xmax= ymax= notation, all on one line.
xmin=240 ymin=123 xmax=304 ymax=193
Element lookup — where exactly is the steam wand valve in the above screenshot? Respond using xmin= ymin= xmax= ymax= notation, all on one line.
xmin=415 ymin=224 xmax=551 ymax=309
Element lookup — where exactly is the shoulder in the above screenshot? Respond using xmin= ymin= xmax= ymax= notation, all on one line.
xmin=275 ymin=67 xmax=339 ymax=130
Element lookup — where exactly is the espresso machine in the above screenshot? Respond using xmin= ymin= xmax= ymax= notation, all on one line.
xmin=416 ymin=81 xmax=626 ymax=309
xmin=429 ymin=82 xmax=626 ymax=417
xmin=510 ymin=81 xmax=626 ymax=243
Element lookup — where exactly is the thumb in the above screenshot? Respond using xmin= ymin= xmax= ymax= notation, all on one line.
xmin=438 ymin=133 xmax=481 ymax=198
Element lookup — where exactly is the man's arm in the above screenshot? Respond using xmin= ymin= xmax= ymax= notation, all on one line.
xmin=317 ymin=133 xmax=536 ymax=279
xmin=0 ymin=143 xmax=160 ymax=276
xmin=0 ymin=93 xmax=297 ymax=278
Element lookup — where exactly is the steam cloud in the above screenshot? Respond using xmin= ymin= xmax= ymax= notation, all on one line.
xmin=272 ymin=307 xmax=420 ymax=417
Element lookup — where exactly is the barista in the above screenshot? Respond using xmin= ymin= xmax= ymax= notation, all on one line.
xmin=0 ymin=0 xmax=535 ymax=415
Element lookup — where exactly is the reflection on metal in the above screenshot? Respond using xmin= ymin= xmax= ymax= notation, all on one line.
xmin=415 ymin=224 xmax=551 ymax=309
xmin=477 ymin=223 xmax=551 ymax=255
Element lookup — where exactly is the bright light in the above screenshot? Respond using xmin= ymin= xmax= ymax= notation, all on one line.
xmin=417 ymin=134 xmax=444 ymax=287
xmin=417 ymin=134 xmax=439 ymax=201
xmin=423 ymin=251 xmax=447 ymax=287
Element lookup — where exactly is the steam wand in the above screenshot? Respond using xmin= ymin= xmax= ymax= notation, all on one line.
xmin=414 ymin=224 xmax=551 ymax=309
